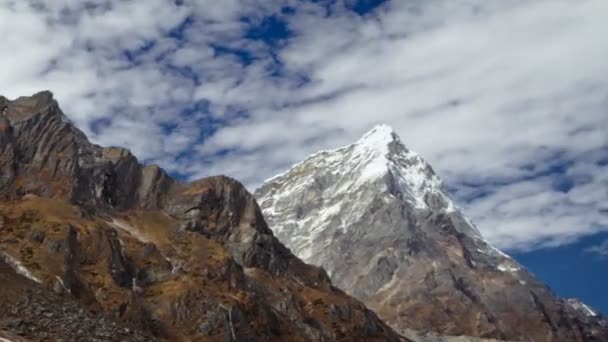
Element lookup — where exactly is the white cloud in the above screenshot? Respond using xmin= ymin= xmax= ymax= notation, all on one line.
xmin=585 ymin=240 xmax=608 ymax=258
xmin=193 ymin=0 xmax=608 ymax=251
xmin=1 ymin=0 xmax=607 ymax=251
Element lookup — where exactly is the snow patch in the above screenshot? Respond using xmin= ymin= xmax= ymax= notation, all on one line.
xmin=355 ymin=124 xmax=395 ymax=153
xmin=297 ymin=241 xmax=313 ymax=261
xmin=358 ymin=157 xmax=389 ymax=184
xmin=475 ymin=240 xmax=513 ymax=260
xmin=107 ymin=219 xmax=149 ymax=244
xmin=55 ymin=275 xmax=71 ymax=293
xmin=376 ymin=270 xmax=401 ymax=294
xmin=580 ymin=303 xmax=597 ymax=317
xmin=567 ymin=299 xmax=598 ymax=317
xmin=497 ymin=262 xmax=520 ymax=273
xmin=170 ymin=258 xmax=181 ymax=275
xmin=1 ymin=252 xmax=43 ymax=283
xmin=487 ymin=244 xmax=506 ymax=257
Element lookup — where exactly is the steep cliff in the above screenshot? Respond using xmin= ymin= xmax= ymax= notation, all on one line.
xmin=0 ymin=92 xmax=404 ymax=341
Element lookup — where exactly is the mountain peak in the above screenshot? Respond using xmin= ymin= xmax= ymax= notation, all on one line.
xmin=0 ymin=92 xmax=404 ymax=341
xmin=256 ymin=125 xmax=608 ymax=341
xmin=354 ymin=124 xmax=404 ymax=156
xmin=2 ymin=90 xmax=64 ymax=124
xmin=259 ymin=124 xmax=437 ymax=210
xmin=357 ymin=124 xmax=398 ymax=144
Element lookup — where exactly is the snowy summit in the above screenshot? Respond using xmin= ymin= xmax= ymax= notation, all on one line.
xmin=254 ymin=125 xmax=606 ymax=340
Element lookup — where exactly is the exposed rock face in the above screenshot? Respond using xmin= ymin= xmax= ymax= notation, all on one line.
xmin=165 ymin=176 xmax=331 ymax=288
xmin=0 ymin=91 xmax=174 ymax=210
xmin=255 ymin=125 xmax=608 ymax=342
xmin=0 ymin=97 xmax=15 ymax=198
xmin=0 ymin=92 xmax=404 ymax=341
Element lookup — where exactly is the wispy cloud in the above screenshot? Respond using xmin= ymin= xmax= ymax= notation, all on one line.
xmin=585 ymin=240 xmax=608 ymax=259
xmin=1 ymin=0 xmax=607 ymax=251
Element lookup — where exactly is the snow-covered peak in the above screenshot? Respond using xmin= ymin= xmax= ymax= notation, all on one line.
xmin=257 ymin=124 xmax=506 ymax=262
xmin=350 ymin=125 xmax=409 ymax=182
xmin=352 ymin=124 xmax=446 ymax=209
xmin=263 ymin=125 xmax=393 ymax=184
xmin=255 ymin=124 xmax=608 ymax=340
xmin=355 ymin=124 xmax=399 ymax=148
xmin=260 ymin=124 xmax=448 ymax=213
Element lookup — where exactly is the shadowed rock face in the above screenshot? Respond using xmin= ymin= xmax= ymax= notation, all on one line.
xmin=0 ymin=91 xmax=173 ymax=210
xmin=0 ymin=92 xmax=404 ymax=341
xmin=255 ymin=125 xmax=608 ymax=342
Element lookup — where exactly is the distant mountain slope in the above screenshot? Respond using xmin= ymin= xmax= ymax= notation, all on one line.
xmin=0 ymin=91 xmax=403 ymax=341
xmin=255 ymin=125 xmax=608 ymax=342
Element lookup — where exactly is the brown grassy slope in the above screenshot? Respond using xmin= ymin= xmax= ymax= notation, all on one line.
xmin=0 ymin=195 xmax=406 ymax=341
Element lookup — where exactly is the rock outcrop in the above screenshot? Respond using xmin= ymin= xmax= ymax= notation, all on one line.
xmin=0 ymin=92 xmax=404 ymax=341
xmin=0 ymin=91 xmax=174 ymax=210
xmin=255 ymin=125 xmax=608 ymax=342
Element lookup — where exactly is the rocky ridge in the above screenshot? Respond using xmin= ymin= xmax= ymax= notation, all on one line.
xmin=0 ymin=92 xmax=404 ymax=341
xmin=255 ymin=125 xmax=608 ymax=342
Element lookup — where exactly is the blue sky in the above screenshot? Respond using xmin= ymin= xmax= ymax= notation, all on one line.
xmin=514 ymin=232 xmax=608 ymax=315
xmin=1 ymin=0 xmax=607 ymax=313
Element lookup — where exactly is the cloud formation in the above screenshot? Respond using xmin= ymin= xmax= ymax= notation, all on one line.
xmin=585 ymin=240 xmax=608 ymax=259
xmin=1 ymin=0 xmax=607 ymax=251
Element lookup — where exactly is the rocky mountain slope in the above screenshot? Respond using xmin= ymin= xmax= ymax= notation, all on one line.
xmin=0 ymin=91 xmax=404 ymax=341
xmin=0 ymin=257 xmax=153 ymax=341
xmin=255 ymin=125 xmax=608 ymax=342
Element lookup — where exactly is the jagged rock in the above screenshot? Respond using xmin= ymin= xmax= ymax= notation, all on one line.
xmin=105 ymin=228 xmax=135 ymax=288
xmin=0 ymin=92 xmax=405 ymax=341
xmin=0 ymin=110 xmax=16 ymax=198
xmin=256 ymin=124 xmax=608 ymax=342
xmin=165 ymin=176 xmax=332 ymax=289
xmin=0 ymin=91 xmax=170 ymax=211
xmin=138 ymin=164 xmax=174 ymax=209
